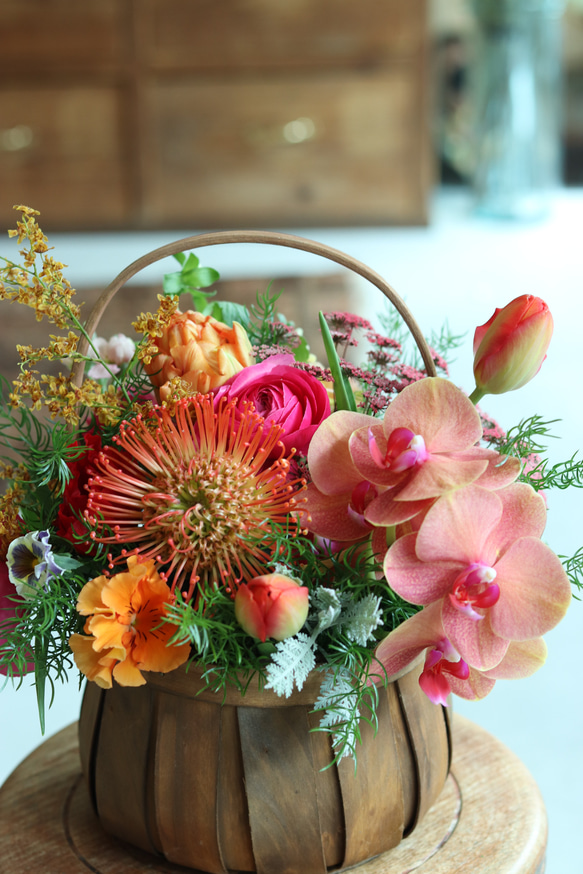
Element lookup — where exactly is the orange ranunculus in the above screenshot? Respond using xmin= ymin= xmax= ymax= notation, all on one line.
xmin=144 ymin=310 xmax=255 ymax=400
xmin=69 ymin=556 xmax=190 ymax=688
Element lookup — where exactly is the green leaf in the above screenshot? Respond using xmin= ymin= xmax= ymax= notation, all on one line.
xmin=34 ymin=637 xmax=47 ymax=734
xmin=183 ymin=266 xmax=220 ymax=289
xmin=173 ymin=252 xmax=187 ymax=266
xmin=211 ymin=301 xmax=251 ymax=329
xmin=319 ymin=311 xmax=356 ymax=412
xmin=162 ymin=272 xmax=184 ymax=296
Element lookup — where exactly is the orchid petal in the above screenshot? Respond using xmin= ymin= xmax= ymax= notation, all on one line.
xmin=482 ymin=637 xmax=547 ymax=679
xmin=442 ymin=597 xmax=509 ymax=671
xmin=383 ymin=534 xmax=460 ymax=604
xmin=307 ymin=410 xmax=375 ymax=495
xmin=414 ymin=486 xmax=502 ymax=566
xmin=304 ymin=483 xmax=372 ymax=541
xmin=490 ymin=538 xmax=571 ymax=640
xmin=382 ymin=377 xmax=483 ymax=452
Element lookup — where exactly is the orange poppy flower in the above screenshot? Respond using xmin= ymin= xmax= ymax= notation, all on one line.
xmin=69 ymin=555 xmax=190 ymax=688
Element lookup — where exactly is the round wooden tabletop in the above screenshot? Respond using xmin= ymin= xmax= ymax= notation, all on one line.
xmin=0 ymin=713 xmax=546 ymax=874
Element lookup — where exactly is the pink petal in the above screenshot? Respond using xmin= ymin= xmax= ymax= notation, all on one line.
xmin=490 ymin=538 xmax=571 ymax=640
xmin=448 ymin=667 xmax=496 ymax=700
xmin=349 ymin=425 xmax=408 ymax=487
xmin=383 ymin=535 xmax=461 ymax=604
xmin=373 ymin=602 xmax=445 ymax=679
xmin=364 ymin=489 xmax=434 ymax=526
xmin=303 ymin=483 xmax=372 ymax=541
xmin=484 ymin=482 xmax=547 ymax=557
xmin=473 ymin=451 xmax=521 ymax=490
xmin=307 ymin=410 xmax=375 ymax=495
xmin=441 ymin=597 xmax=509 ymax=671
xmin=414 ymin=486 xmax=503 ymax=566
xmin=394 ymin=454 xmax=489 ymax=502
xmin=383 ymin=378 xmax=482 ymax=453
xmin=482 ymin=637 xmax=547 ymax=679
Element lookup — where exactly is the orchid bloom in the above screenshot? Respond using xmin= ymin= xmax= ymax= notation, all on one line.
xmin=304 ymin=378 xmax=520 ymax=542
xmin=373 ymin=601 xmax=548 ymax=704
xmin=383 ymin=483 xmax=571 ymax=671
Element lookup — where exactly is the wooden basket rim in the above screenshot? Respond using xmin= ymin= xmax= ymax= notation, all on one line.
xmin=70 ymin=229 xmax=437 ymax=387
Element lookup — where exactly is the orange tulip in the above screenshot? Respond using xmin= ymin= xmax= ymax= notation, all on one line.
xmin=69 ymin=556 xmax=190 ymax=688
xmin=235 ymin=573 xmax=309 ymax=642
xmin=471 ymin=295 xmax=553 ymax=402
xmin=144 ymin=310 xmax=254 ymax=400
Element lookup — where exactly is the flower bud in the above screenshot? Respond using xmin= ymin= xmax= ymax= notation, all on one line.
xmin=144 ymin=310 xmax=254 ymax=400
xmin=234 ymin=573 xmax=309 ymax=642
xmin=472 ymin=295 xmax=553 ymax=398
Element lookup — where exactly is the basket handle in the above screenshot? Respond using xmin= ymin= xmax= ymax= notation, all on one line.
xmin=71 ymin=230 xmax=436 ymax=387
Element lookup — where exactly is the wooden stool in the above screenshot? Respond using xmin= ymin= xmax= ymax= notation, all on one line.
xmin=0 ymin=714 xmax=546 ymax=874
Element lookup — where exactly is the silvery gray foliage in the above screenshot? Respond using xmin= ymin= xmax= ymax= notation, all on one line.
xmin=342 ymin=593 xmax=383 ymax=647
xmin=313 ymin=666 xmax=360 ymax=761
xmin=263 ymin=589 xmax=383 ymax=701
xmin=264 ymin=632 xmax=316 ymax=698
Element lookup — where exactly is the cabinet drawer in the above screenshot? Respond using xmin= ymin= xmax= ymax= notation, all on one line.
xmin=0 ymin=0 xmax=124 ymax=74
xmin=142 ymin=0 xmax=426 ymax=71
xmin=141 ymin=70 xmax=429 ymax=226
xmin=0 ymin=87 xmax=130 ymax=230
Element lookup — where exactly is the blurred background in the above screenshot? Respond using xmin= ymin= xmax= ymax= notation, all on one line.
xmin=0 ymin=1 xmax=582 ymax=872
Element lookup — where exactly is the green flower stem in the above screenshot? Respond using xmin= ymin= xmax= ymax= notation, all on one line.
xmin=469 ymin=386 xmax=486 ymax=405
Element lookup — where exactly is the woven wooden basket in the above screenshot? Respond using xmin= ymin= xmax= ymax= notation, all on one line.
xmin=75 ymin=232 xmax=448 ymax=874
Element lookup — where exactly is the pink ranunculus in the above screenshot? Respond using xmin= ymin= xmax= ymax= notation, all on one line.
xmin=472 ymin=295 xmax=553 ymax=398
xmin=213 ymin=353 xmax=330 ymax=456
xmin=234 ymin=572 xmax=309 ymax=642
xmin=0 ymin=561 xmax=34 ymax=676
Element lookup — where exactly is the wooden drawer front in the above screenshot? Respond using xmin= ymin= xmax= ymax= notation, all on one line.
xmin=0 ymin=0 xmax=124 ymax=73
xmin=143 ymin=0 xmax=426 ymax=71
xmin=0 ymin=88 xmax=129 ymax=230
xmin=141 ymin=71 xmax=428 ymax=227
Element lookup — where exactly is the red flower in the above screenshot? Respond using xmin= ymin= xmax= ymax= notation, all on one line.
xmin=55 ymin=432 xmax=102 ymax=554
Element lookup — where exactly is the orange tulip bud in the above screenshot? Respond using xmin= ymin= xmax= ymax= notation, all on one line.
xmin=472 ymin=295 xmax=553 ymax=401
xmin=234 ymin=573 xmax=309 ymax=642
xmin=144 ymin=310 xmax=254 ymax=400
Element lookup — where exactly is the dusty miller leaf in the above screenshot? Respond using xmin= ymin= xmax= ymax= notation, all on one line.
xmin=264 ymin=632 xmax=317 ymax=697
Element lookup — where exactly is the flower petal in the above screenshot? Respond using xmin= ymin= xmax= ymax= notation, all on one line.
xmin=383 ymin=534 xmax=460 ymax=604
xmin=490 ymin=538 xmax=571 ymax=640
xmin=442 ymin=597 xmax=509 ymax=671
xmin=307 ymin=410 xmax=375 ymax=495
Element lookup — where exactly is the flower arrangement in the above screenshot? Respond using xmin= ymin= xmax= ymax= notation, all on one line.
xmin=0 ymin=207 xmax=580 ymax=761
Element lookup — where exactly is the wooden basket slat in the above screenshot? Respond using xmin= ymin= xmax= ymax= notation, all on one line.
xmin=93 ymin=683 xmax=158 ymax=855
xmin=77 ymin=680 xmax=104 ymax=798
xmin=396 ymin=665 xmax=451 ymax=834
xmin=337 ymin=685 xmax=406 ymax=868
xmin=153 ymin=694 xmax=226 ymax=872
xmin=216 ymin=704 xmax=255 ymax=872
xmin=237 ymin=705 xmax=327 ymax=874
xmin=307 ymin=707 xmax=345 ymax=869
xmin=386 ymin=674 xmax=417 ymax=831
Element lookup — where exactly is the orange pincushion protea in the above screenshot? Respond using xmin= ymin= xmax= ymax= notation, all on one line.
xmin=84 ymin=395 xmax=305 ymax=599
xmin=69 ymin=556 xmax=190 ymax=688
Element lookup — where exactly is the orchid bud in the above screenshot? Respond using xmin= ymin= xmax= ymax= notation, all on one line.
xmin=471 ymin=295 xmax=553 ymax=401
xmin=234 ymin=573 xmax=309 ymax=642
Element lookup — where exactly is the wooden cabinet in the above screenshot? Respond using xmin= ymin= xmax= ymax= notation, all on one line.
xmin=0 ymin=0 xmax=430 ymax=230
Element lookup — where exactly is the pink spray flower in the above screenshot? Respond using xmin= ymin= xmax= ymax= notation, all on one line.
xmin=383 ymin=483 xmax=571 ymax=671
xmin=472 ymin=295 xmax=553 ymax=400
xmin=305 ymin=378 xmax=520 ymax=538
xmin=373 ymin=601 xmax=548 ymax=704
xmin=234 ymin=572 xmax=309 ymax=642
xmin=214 ymin=353 xmax=330 ymax=457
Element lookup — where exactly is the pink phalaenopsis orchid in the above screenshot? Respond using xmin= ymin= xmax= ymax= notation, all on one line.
xmin=305 ymin=377 xmax=520 ymax=541
xmin=383 ymin=483 xmax=571 ymax=671
xmin=373 ymin=601 xmax=548 ymax=704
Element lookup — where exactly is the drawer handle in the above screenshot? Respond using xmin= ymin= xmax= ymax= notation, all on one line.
xmin=282 ymin=117 xmax=316 ymax=144
xmin=1 ymin=125 xmax=34 ymax=152
xmin=246 ymin=117 xmax=317 ymax=147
